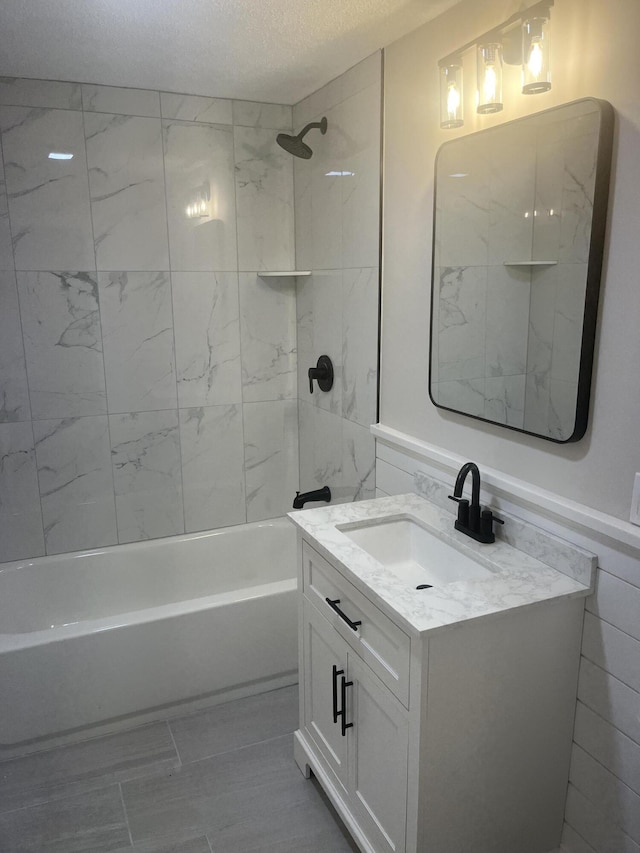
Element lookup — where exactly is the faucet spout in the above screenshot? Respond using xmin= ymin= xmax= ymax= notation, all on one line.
xmin=453 ymin=461 xmax=481 ymax=509
xmin=293 ymin=486 xmax=331 ymax=509
xmin=449 ymin=462 xmax=503 ymax=544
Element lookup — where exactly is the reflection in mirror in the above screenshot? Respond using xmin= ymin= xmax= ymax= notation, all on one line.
xmin=430 ymin=98 xmax=613 ymax=442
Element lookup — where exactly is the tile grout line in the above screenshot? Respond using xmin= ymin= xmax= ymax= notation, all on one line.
xmin=169 ymin=729 xmax=295 ymax=769
xmin=165 ymin=718 xmax=184 ymax=768
xmin=118 ymin=781 xmax=135 ymax=849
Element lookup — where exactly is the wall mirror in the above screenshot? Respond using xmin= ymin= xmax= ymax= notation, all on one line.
xmin=429 ymin=98 xmax=614 ymax=442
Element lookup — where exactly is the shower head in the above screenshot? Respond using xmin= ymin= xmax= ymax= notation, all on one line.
xmin=276 ymin=116 xmax=327 ymax=159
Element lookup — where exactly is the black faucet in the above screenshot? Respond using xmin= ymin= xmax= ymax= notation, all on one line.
xmin=293 ymin=486 xmax=331 ymax=509
xmin=448 ymin=462 xmax=503 ymax=544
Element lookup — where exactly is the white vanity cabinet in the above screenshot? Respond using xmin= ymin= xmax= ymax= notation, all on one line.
xmin=294 ymin=536 xmax=586 ymax=853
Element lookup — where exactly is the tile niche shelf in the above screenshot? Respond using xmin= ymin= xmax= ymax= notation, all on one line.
xmin=258 ymin=270 xmax=311 ymax=278
xmin=503 ymin=260 xmax=558 ymax=266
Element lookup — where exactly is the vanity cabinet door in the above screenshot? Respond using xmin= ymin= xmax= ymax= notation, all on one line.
xmin=302 ymin=599 xmax=349 ymax=793
xmin=347 ymin=653 xmax=409 ymax=853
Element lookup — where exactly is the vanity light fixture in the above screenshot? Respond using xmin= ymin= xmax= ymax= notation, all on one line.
xmin=185 ymin=181 xmax=211 ymax=220
xmin=522 ymin=15 xmax=551 ymax=93
xmin=437 ymin=0 xmax=552 ymax=128
xmin=476 ymin=42 xmax=503 ymax=113
xmin=439 ymin=63 xmax=464 ymax=129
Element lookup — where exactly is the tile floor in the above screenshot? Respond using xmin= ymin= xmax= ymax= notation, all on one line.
xmin=0 ymin=685 xmax=359 ymax=852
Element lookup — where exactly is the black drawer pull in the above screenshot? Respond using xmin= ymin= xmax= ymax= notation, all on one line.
xmin=341 ymin=675 xmax=353 ymax=736
xmin=325 ymin=597 xmax=362 ymax=631
xmin=332 ymin=664 xmax=344 ymax=724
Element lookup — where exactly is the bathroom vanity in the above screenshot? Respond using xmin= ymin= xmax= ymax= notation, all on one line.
xmin=289 ymin=489 xmax=595 ymax=853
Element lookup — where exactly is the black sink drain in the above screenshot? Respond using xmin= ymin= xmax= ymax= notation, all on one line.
xmin=416 ymin=583 xmax=433 ymax=590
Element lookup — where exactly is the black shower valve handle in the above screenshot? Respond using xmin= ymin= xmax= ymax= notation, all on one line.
xmin=308 ymin=355 xmax=334 ymax=394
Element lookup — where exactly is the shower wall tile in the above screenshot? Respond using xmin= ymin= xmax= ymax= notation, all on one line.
xmin=99 ymin=271 xmax=177 ymax=413
xmin=524 ymin=372 xmax=550 ymax=436
xmin=341 ymin=83 xmax=381 ymax=269
xmin=434 ymin=378 xmax=486 ymax=417
xmin=17 ymin=271 xmax=106 ymax=419
xmin=81 ymin=84 xmax=161 ymax=117
xmin=341 ymin=418 xmax=375 ymax=503
xmin=485 ymin=266 xmax=530 ymax=377
xmin=243 ymin=400 xmax=298 ymax=522
xmin=85 ymin=113 xmax=169 ymax=270
xmin=180 ymin=405 xmax=245 ymax=532
xmin=0 ymin=157 xmax=13 ymax=270
xmin=239 ymin=273 xmax=297 ymax=403
xmin=161 ymin=93 xmax=232 ymax=125
xmin=232 ymin=100 xmax=292 ymax=129
xmin=297 ymin=271 xmax=343 ymax=416
xmin=298 ymin=402 xmax=342 ymax=494
xmin=549 ymin=378 xmax=578 ymax=441
xmin=292 ymin=76 xmax=343 ymax=130
xmin=343 ymin=267 xmax=378 ymax=427
xmin=110 ymin=409 xmax=184 ymax=544
xmin=551 ymin=264 xmax=588 ymax=383
xmin=0 ymin=77 xmax=82 ymax=110
xmin=342 ymin=52 xmax=382 ymax=102
xmin=526 ymin=265 xmax=557 ymax=378
xmin=0 ymin=422 xmax=44 ymax=560
xmin=0 ymin=107 xmax=95 ymax=270
xmin=33 ymin=415 xmax=117 ymax=554
xmin=234 ymin=126 xmax=295 ymax=271
xmin=488 ymin=124 xmax=535 ymax=265
xmin=559 ymin=124 xmax=599 ymax=264
xmin=294 ymin=155 xmax=312 ymax=270
xmin=163 ymin=119 xmax=238 ymax=271
xmin=310 ymin=100 xmax=343 ymax=271
xmin=0 ymin=270 xmax=30 ymax=422
xmin=484 ymin=374 xmax=526 ymax=429
xmin=172 ymin=271 xmax=242 ymax=408
xmin=434 ymin=265 xmax=487 ymax=382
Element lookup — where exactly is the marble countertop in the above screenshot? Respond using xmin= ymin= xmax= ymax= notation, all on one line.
xmin=288 ymin=493 xmax=593 ymax=637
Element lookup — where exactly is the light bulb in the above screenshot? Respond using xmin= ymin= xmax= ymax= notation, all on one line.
xmin=528 ymin=41 xmax=543 ymax=78
xmin=522 ymin=17 xmax=551 ymax=94
xmin=476 ymin=43 xmax=503 ymax=114
xmin=447 ymin=82 xmax=460 ymax=116
xmin=440 ymin=64 xmax=464 ymax=129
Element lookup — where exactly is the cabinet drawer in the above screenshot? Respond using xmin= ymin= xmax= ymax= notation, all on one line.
xmin=302 ymin=541 xmax=410 ymax=707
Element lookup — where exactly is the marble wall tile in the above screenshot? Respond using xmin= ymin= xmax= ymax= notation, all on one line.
xmin=551 ymin=263 xmax=588 ymax=383
xmin=293 ymin=155 xmax=312 ymax=271
xmin=549 ymin=378 xmax=578 ymax=441
xmin=239 ymin=273 xmax=297 ymax=403
xmin=0 ymin=156 xmax=14 ymax=269
xmin=342 ymin=267 xmax=379 ymax=427
xmin=526 ymin=265 xmax=557 ymax=378
xmin=82 ymin=84 xmax=161 ymax=117
xmin=298 ymin=401 xmax=342 ymax=494
xmin=0 ymin=270 xmax=30 ymax=422
xmin=341 ymin=418 xmax=375 ymax=503
xmin=163 ymin=119 xmax=238 ymax=271
xmin=0 ymin=107 xmax=95 ymax=270
xmin=243 ymin=400 xmax=298 ymax=522
xmin=234 ymin=126 xmax=295 ymax=271
xmin=110 ymin=410 xmax=183 ymax=543
xmin=180 ymin=405 xmax=245 ymax=532
xmin=292 ymin=76 xmax=343 ymax=130
xmin=17 ymin=271 xmax=106 ymax=419
xmin=172 ymin=272 xmax=241 ymax=408
xmin=298 ymin=271 xmax=343 ymax=416
xmin=485 ymin=266 xmax=530 ymax=377
xmin=434 ymin=378 xmax=486 ymax=416
xmin=99 ymin=272 xmax=177 ymax=413
xmin=33 ymin=416 xmax=117 ymax=554
xmin=523 ymin=372 xmax=550 ymax=436
xmin=0 ymin=77 xmax=82 ymax=110
xmin=310 ymin=100 xmax=343 ymax=271
xmin=484 ymin=374 xmax=526 ymax=429
xmin=435 ymin=265 xmax=487 ymax=382
xmin=532 ymin=131 xmax=564 ymax=262
xmin=341 ymin=83 xmax=381 ymax=269
xmin=559 ymin=126 xmax=599 ymax=264
xmin=161 ymin=93 xmax=232 ymax=125
xmin=85 ymin=113 xmax=169 ymax=270
xmin=232 ymin=101 xmax=292 ymax=129
xmin=0 ymin=422 xmax=44 ymax=560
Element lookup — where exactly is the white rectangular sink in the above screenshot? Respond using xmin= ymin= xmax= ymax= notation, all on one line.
xmin=340 ymin=516 xmax=493 ymax=588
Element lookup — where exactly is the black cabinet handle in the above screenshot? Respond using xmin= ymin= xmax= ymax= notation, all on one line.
xmin=332 ymin=664 xmax=344 ymax=724
xmin=340 ymin=675 xmax=353 ymax=736
xmin=325 ymin=597 xmax=362 ymax=631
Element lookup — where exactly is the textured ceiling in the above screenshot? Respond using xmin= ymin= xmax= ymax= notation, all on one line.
xmin=0 ymin=0 xmax=461 ymax=104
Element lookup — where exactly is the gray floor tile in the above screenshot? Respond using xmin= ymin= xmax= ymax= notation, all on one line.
xmin=169 ymin=685 xmax=298 ymax=764
xmin=114 ymin=837 xmax=211 ymax=853
xmin=0 ymin=722 xmax=179 ymax=814
xmin=0 ymin=785 xmax=131 ymax=853
xmin=122 ymin=734 xmax=333 ymax=847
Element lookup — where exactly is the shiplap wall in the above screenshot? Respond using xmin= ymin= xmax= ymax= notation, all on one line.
xmin=374 ymin=433 xmax=640 ymax=853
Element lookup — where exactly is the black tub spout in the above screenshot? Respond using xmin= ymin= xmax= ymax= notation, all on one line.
xmin=293 ymin=486 xmax=331 ymax=509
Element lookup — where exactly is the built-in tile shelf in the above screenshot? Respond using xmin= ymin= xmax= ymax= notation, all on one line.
xmin=257 ymin=271 xmax=311 ymax=278
xmin=503 ymin=260 xmax=558 ymax=266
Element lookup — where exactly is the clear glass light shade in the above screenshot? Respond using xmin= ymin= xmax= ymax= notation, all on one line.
xmin=522 ymin=16 xmax=551 ymax=94
xmin=440 ymin=64 xmax=464 ymax=129
xmin=476 ymin=43 xmax=503 ymax=114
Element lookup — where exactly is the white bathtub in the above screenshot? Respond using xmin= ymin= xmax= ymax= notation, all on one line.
xmin=0 ymin=518 xmax=298 ymax=749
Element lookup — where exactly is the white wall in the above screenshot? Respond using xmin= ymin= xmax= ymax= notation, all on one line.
xmin=381 ymin=0 xmax=640 ymax=522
